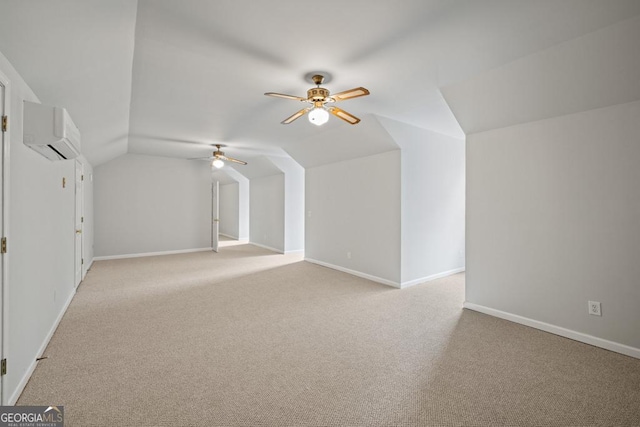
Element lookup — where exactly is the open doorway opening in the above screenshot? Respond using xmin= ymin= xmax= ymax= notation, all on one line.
xmin=212 ymin=180 xmax=219 ymax=253
xmin=218 ymin=181 xmax=239 ymax=245
xmin=216 ymin=181 xmax=245 ymax=249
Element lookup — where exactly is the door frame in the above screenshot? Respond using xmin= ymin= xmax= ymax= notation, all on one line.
xmin=74 ymin=160 xmax=83 ymax=287
xmin=212 ymin=180 xmax=219 ymax=252
xmin=0 ymin=68 xmax=11 ymax=405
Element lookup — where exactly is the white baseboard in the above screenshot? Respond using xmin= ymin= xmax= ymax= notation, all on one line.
xmin=249 ymin=242 xmax=284 ymax=254
xmin=463 ymin=302 xmax=640 ymax=360
xmin=220 ymin=237 xmax=249 ymax=244
xmin=304 ymin=258 xmax=400 ymax=288
xmin=246 ymin=242 xmax=302 ymax=255
xmin=219 ymin=233 xmax=239 ymax=239
xmin=284 ymin=249 xmax=305 ymax=255
xmin=94 ymin=247 xmax=213 ymax=261
xmin=8 ymin=288 xmax=77 ymax=405
xmin=400 ymin=267 xmax=465 ymax=289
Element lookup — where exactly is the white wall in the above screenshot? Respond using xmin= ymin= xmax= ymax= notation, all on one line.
xmin=249 ymin=174 xmax=284 ymax=252
xmin=1 ymin=51 xmax=87 ymax=404
xmin=378 ymin=118 xmax=466 ymax=286
xmin=94 ymin=154 xmax=212 ymax=257
xmin=219 ymin=182 xmax=239 ymax=238
xmin=268 ymin=156 xmax=304 ymax=253
xmin=466 ymin=100 xmax=640 ymax=352
xmin=305 ymin=150 xmax=401 ymax=285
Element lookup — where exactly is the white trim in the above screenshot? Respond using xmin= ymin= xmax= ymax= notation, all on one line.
xmin=8 ymin=288 xmax=76 ymax=405
xmin=219 ymin=234 xmax=249 ymax=244
xmin=94 ymin=247 xmax=213 ymax=261
xmin=74 ymin=160 xmax=83 ymax=288
xmin=284 ymin=249 xmax=304 ymax=255
xmin=304 ymin=258 xmax=400 ymax=288
xmin=463 ymin=302 xmax=640 ymax=360
xmin=219 ymin=233 xmax=239 ymax=240
xmin=400 ymin=267 xmax=466 ymax=289
xmin=249 ymin=242 xmax=283 ymax=254
xmin=0 ymin=68 xmax=11 ymax=405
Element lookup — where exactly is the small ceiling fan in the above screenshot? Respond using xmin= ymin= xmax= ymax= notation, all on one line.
xmin=192 ymin=144 xmax=248 ymax=169
xmin=265 ymin=74 xmax=370 ymax=126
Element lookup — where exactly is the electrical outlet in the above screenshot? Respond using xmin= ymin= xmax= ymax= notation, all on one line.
xmin=588 ymin=301 xmax=601 ymax=316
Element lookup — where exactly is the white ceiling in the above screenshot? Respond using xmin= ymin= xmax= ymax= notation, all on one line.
xmin=1 ymin=0 xmax=640 ymax=171
xmin=443 ymin=14 xmax=640 ymax=134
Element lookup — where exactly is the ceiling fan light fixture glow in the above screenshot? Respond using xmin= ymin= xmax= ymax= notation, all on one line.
xmin=190 ymin=144 xmax=248 ymax=166
xmin=308 ymin=107 xmax=329 ymax=126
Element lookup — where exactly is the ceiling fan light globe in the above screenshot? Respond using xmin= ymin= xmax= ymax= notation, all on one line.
xmin=212 ymin=159 xmax=225 ymax=169
xmin=308 ymin=107 xmax=329 ymax=126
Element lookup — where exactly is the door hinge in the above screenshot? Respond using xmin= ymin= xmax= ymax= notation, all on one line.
xmin=81 ymin=258 xmax=84 ymax=265
xmin=1 ymin=115 xmax=7 ymax=132
xmin=1 ymin=237 xmax=6 ymax=254
xmin=1 ymin=359 xmax=6 ymax=376
xmin=81 ymin=174 xmax=84 ymax=181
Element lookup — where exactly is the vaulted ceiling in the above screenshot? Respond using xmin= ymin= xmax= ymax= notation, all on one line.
xmin=1 ymin=0 xmax=639 ymax=173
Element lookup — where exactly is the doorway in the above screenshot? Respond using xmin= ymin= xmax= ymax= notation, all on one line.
xmin=212 ymin=180 xmax=219 ymax=252
xmin=74 ymin=160 xmax=83 ymax=287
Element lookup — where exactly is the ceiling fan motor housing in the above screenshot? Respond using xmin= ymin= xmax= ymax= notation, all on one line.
xmin=307 ymin=87 xmax=329 ymax=101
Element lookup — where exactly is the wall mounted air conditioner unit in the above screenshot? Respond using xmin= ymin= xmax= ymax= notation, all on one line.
xmin=23 ymin=101 xmax=81 ymax=161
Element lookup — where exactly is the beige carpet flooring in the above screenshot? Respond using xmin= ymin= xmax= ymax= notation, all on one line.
xmin=17 ymin=244 xmax=640 ymax=426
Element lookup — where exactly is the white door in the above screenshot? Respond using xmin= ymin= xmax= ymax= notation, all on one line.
xmin=0 ymin=73 xmax=7 ymax=404
xmin=74 ymin=161 xmax=83 ymax=287
xmin=212 ymin=180 xmax=219 ymax=252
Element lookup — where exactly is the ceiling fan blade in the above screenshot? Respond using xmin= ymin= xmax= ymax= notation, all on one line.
xmin=282 ymin=107 xmax=311 ymax=124
xmin=328 ymin=107 xmax=361 ymax=125
xmin=218 ymin=154 xmax=248 ymax=165
xmin=265 ymin=92 xmax=307 ymax=102
xmin=329 ymin=87 xmax=370 ymax=102
xmin=188 ymin=156 xmax=214 ymax=161
xmin=226 ymin=157 xmax=248 ymax=165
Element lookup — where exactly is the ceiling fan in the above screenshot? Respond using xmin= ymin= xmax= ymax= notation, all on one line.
xmin=265 ymin=74 xmax=370 ymax=126
xmin=192 ymin=144 xmax=248 ymax=169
